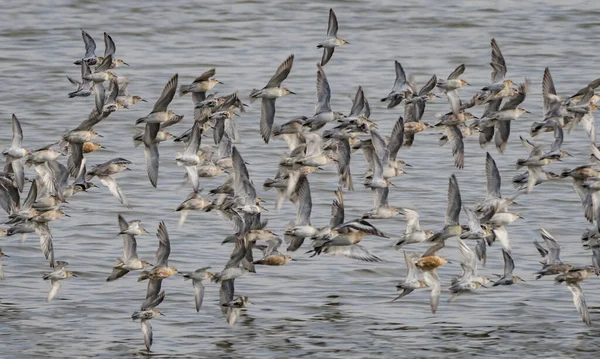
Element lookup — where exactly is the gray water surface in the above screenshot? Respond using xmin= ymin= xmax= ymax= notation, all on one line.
xmin=1 ymin=1 xmax=600 ymax=358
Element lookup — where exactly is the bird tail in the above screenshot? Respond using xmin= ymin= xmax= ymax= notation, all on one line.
xmin=179 ymin=85 xmax=191 ymax=96
xmin=249 ymin=89 xmax=260 ymax=102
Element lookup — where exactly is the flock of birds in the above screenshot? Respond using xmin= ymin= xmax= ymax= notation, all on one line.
xmin=2 ymin=8 xmax=600 ymax=352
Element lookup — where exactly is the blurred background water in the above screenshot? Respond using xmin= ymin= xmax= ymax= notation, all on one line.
xmin=0 ymin=0 xmax=600 ymax=357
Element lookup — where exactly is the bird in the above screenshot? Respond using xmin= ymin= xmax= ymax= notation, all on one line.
xmin=106 ymin=215 xmax=152 ymax=282
xmin=554 ymin=267 xmax=598 ymax=326
xmin=137 ymin=74 xmax=178 ymax=187
xmin=250 ymin=54 xmax=295 ymax=143
xmin=2 ymin=114 xmax=29 ymax=192
xmin=181 ymin=267 xmax=214 ymax=312
xmin=493 ymin=249 xmax=524 ymax=286
xmin=179 ymin=68 xmax=222 ymax=102
xmin=43 ymin=261 xmax=75 ymax=302
xmin=394 ymin=208 xmax=433 ymax=249
xmin=392 ymin=251 xmax=427 ymax=302
xmin=317 ymin=8 xmax=348 ymax=66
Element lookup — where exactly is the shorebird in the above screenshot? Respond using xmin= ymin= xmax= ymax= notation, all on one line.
xmin=317 ymin=8 xmax=348 ymax=66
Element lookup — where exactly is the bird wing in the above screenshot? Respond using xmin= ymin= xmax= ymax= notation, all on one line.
xmin=260 ymin=98 xmax=276 ymax=143
xmin=11 ymin=114 xmax=23 ymax=149
xmin=151 ymin=74 xmax=178 ymax=114
xmin=419 ymin=74 xmax=437 ymax=96
xmin=295 ymin=175 xmax=312 ymax=225
xmin=540 ymin=228 xmax=561 ymax=263
xmin=329 ymin=188 xmax=345 ymax=228
xmin=81 ymin=29 xmax=96 ymax=58
xmin=266 ymin=54 xmax=294 ymax=88
xmin=490 ymin=38 xmax=507 ymax=82
xmin=315 ymin=64 xmax=332 ymax=114
xmin=326 ymin=8 xmax=339 ymax=38
xmin=445 ymin=125 xmax=464 ymax=169
xmin=387 ymin=116 xmax=404 ymax=162
xmin=323 ymin=244 xmax=384 ymax=262
xmin=141 ymin=319 xmax=153 ymax=351
xmin=423 ymin=270 xmax=440 ymax=314
xmin=103 ymin=32 xmax=116 ymax=58
xmin=154 ymin=221 xmax=170 ymax=267
xmin=446 ymin=174 xmax=462 ymax=226
xmin=99 ymin=175 xmax=130 ymax=208
xmin=320 ymin=47 xmax=335 ymax=67
xmin=447 ymin=64 xmax=465 ymax=80
xmin=392 ymin=61 xmax=408 ymax=92
xmin=501 ymin=249 xmax=515 ymax=277
xmin=193 ymin=280 xmax=206 ymax=312
xmin=192 ymin=68 xmax=216 ymax=84
xmin=567 ymin=282 xmax=591 ymax=326
xmin=401 ymin=208 xmax=421 ymax=233
xmin=485 ymin=152 xmax=502 ymax=198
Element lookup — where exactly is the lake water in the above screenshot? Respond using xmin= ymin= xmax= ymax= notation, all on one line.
xmin=1 ymin=0 xmax=600 ymax=358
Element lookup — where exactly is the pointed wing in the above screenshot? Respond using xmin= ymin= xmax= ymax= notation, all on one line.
xmin=327 ymin=8 xmax=339 ymax=38
xmin=315 ymin=64 xmax=331 ymax=114
xmin=485 ymin=152 xmax=501 ymax=198
xmin=387 ymin=116 xmax=404 ymax=162
xmin=401 ymin=208 xmax=421 ymax=233
xmin=295 ymin=175 xmax=312 ymax=225
xmin=501 ymin=249 xmax=515 ymax=277
xmin=141 ymin=319 xmax=153 ymax=351
xmin=266 ymin=54 xmax=294 ymax=88
xmin=323 ymin=244 xmax=384 ymax=262
xmin=329 ymin=188 xmax=344 ymax=228
xmin=392 ymin=61 xmax=407 ymax=92
xmin=567 ymin=282 xmax=591 ymax=326
xmin=11 ymin=114 xmax=23 ymax=148
xmin=490 ymin=38 xmax=507 ymax=82
xmin=320 ymin=47 xmax=335 ymax=67
xmin=99 ymin=176 xmax=130 ymax=208
xmin=419 ymin=74 xmax=437 ymax=96
xmin=445 ymin=125 xmax=464 ymax=169
xmin=260 ymin=98 xmax=276 ymax=143
xmin=349 ymin=86 xmax=365 ymax=117
xmin=154 ymin=222 xmax=170 ymax=267
xmin=540 ymin=228 xmax=561 ymax=263
xmin=445 ymin=174 xmax=462 ymax=225
xmin=103 ymin=32 xmax=116 ymax=57
xmin=448 ymin=64 xmax=465 ymax=80
xmin=192 ymin=280 xmax=206 ymax=312
xmin=404 ymin=251 xmax=419 ymax=281
xmin=151 ymin=74 xmax=178 ymax=114
xmin=423 ymin=270 xmax=440 ymax=314
xmin=192 ymin=68 xmax=216 ymax=83
xmin=81 ymin=29 xmax=96 ymax=58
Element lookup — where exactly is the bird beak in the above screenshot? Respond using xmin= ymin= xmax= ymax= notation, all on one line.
xmin=125 ymin=167 xmax=132 ymax=171
xmin=471 ymin=115 xmax=480 ymax=120
xmin=481 ymin=284 xmax=488 ymax=288
xmin=291 ymin=258 xmax=297 ymax=261
xmin=142 ymin=99 xmax=148 ymax=102
xmin=521 ymin=278 xmax=527 ymax=282
xmin=518 ymin=214 xmax=525 ymax=219
xmin=218 ymin=81 xmax=224 ymax=84
xmin=72 ymin=273 xmax=78 ymax=277
xmin=404 ymin=163 xmax=413 ymax=167
xmin=64 ymin=213 xmax=71 ymax=217
xmin=447 ymin=260 xmax=453 ymax=264
xmin=97 ymin=134 xmax=104 ymax=138
xmin=122 ymin=62 xmax=130 ymax=66
xmin=434 ymin=94 xmax=441 ymax=98
xmin=160 ymin=312 xmax=165 ymax=316
xmin=288 ymin=91 xmax=296 ymax=95
xmin=100 ymin=145 xmax=107 ymax=149
xmin=3 ymin=254 xmax=9 ymax=257
xmin=465 ymin=82 xmax=471 ymax=86
xmin=524 ymin=110 xmax=532 ymax=114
